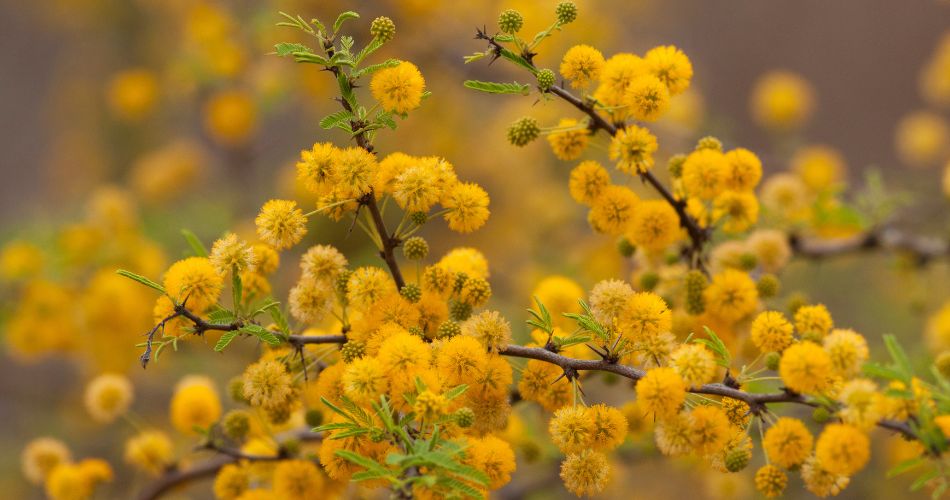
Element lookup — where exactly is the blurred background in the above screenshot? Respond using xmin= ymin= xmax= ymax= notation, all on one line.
xmin=2 ymin=0 xmax=950 ymax=498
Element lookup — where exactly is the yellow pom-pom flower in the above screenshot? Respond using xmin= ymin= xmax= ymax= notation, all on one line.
xmin=443 ymin=182 xmax=491 ymax=233
xmin=21 ymin=437 xmax=71 ymax=485
xmin=750 ymin=311 xmax=794 ymax=354
xmin=550 ymin=405 xmax=594 ymax=454
xmin=170 ymin=377 xmax=221 ymax=434
xmin=625 ymin=74 xmax=671 ymax=121
xmin=588 ymin=185 xmax=640 ymax=235
xmin=779 ymin=341 xmax=832 ymax=394
xmin=762 ymin=417 xmax=813 ymax=469
xmin=669 ymin=343 xmax=716 ymax=387
xmin=163 ymin=257 xmax=223 ymax=312
xmin=681 ymin=148 xmax=727 ymax=200
xmin=255 ymin=199 xmax=307 ymax=250
xmin=370 ymin=61 xmax=426 ymax=114
xmin=626 ymin=199 xmax=680 ymax=252
xmin=547 ymin=118 xmax=590 ymax=160
xmin=750 ymin=71 xmax=814 ymax=131
xmin=272 ymin=459 xmax=324 ymax=500
xmin=815 ymin=423 xmax=870 ymax=477
xmin=568 ymin=160 xmax=611 ymax=205
xmin=644 ymin=45 xmax=693 ymax=96
xmin=608 ymin=125 xmax=658 ymax=174
xmin=754 ymin=464 xmax=787 ymax=498
xmin=559 ymin=450 xmax=612 ymax=497
xmin=124 ymin=430 xmax=173 ymax=476
xmin=636 ymin=367 xmax=686 ymax=419
xmin=560 ymin=45 xmax=605 ymax=88
xmin=84 ymin=373 xmax=134 ymax=424
xmin=702 ymin=269 xmax=758 ymax=323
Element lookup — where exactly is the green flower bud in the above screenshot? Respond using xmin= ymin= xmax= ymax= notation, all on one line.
xmin=765 ymin=351 xmax=781 ymax=371
xmin=738 ymin=252 xmax=758 ymax=271
xmin=555 ymin=1 xmax=578 ymax=24
xmin=228 ymin=376 xmax=248 ymax=404
xmin=695 ymin=136 xmax=723 ymax=151
xmin=305 ymin=409 xmax=323 ymax=428
xmin=812 ymin=406 xmax=831 ymax=424
xmin=786 ymin=292 xmax=809 ymax=317
xmin=685 ymin=270 xmax=707 ymax=315
xmin=223 ymin=410 xmax=251 ymax=441
xmin=402 ymin=236 xmax=429 ymax=260
xmin=668 ymin=154 xmax=687 ymax=178
xmin=617 ymin=236 xmax=636 ymax=257
xmin=335 ymin=269 xmax=352 ymax=296
xmin=498 ymin=9 xmax=524 ymax=34
xmin=400 ymin=283 xmax=422 ymax=303
xmin=536 ymin=68 xmax=556 ymax=91
xmin=340 ymin=340 xmax=366 ymax=363
xmin=438 ymin=320 xmax=462 ymax=339
xmin=370 ymin=16 xmax=396 ymax=42
xmin=507 ymin=117 xmax=540 ymax=147
xmin=757 ymin=273 xmax=780 ymax=299
xmin=639 ymin=272 xmax=660 ymax=292
xmin=725 ymin=445 xmax=751 ymax=472
xmin=455 ymin=407 xmax=475 ymax=428
xmin=450 ymin=301 xmax=473 ymax=321
xmin=410 ymin=211 xmax=428 ymax=226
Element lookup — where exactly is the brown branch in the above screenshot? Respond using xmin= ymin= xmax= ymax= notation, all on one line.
xmin=790 ymin=227 xmax=950 ymax=265
xmin=363 ymin=193 xmax=406 ymax=289
xmin=138 ymin=428 xmax=321 ymax=500
xmin=498 ymin=343 xmax=919 ymax=440
xmin=287 ymin=333 xmax=348 ymax=345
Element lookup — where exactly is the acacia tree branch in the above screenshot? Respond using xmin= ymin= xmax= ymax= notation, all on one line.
xmin=790 ymin=227 xmax=950 ymax=265
xmin=498 ymin=343 xmax=919 ymax=441
xmin=138 ymin=428 xmax=321 ymax=500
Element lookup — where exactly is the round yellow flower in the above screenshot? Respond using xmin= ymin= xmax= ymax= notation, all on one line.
xmin=687 ymin=405 xmax=730 ymax=455
xmin=560 ymin=45 xmax=605 ymax=88
xmin=754 ymin=464 xmax=787 ymax=498
xmin=681 ymin=148 xmax=727 ymax=200
xmin=669 ymin=343 xmax=716 ymax=387
xmin=170 ymin=377 xmax=221 ymax=434
xmin=779 ymin=341 xmax=832 ymax=394
xmin=762 ymin=417 xmax=813 ymax=468
xmin=296 ymin=142 xmax=338 ymax=196
xmin=255 ymin=199 xmax=307 ymax=250
xmin=547 ymin=118 xmax=590 ymax=160
xmin=559 ymin=450 xmax=612 ymax=497
xmin=636 ymin=367 xmax=686 ymax=419
xmin=750 ymin=71 xmax=814 ymax=130
xmin=588 ymin=185 xmax=640 ymax=235
xmin=815 ymin=424 xmax=870 ymax=476
xmin=568 ymin=160 xmax=611 ymax=205
xmin=370 ymin=61 xmax=426 ymax=114
xmin=750 ymin=311 xmax=794 ymax=353
xmin=702 ymin=269 xmax=758 ymax=323
xmin=794 ymin=303 xmax=834 ymax=341
xmin=272 ymin=459 xmax=324 ymax=500
xmin=107 ymin=68 xmax=158 ymax=121
xmin=723 ymin=148 xmax=762 ymax=191
xmin=163 ymin=257 xmax=223 ymax=312
xmin=625 ymin=74 xmax=670 ymax=121
xmin=443 ymin=182 xmax=491 ymax=233
xmin=21 ymin=437 xmax=71 ymax=485
xmin=608 ymin=125 xmax=658 ymax=174
xmin=213 ymin=463 xmax=249 ymax=499
xmin=644 ymin=45 xmax=693 ymax=95
xmin=466 ymin=435 xmax=516 ymax=490
xmin=203 ymin=89 xmax=257 ymax=146
xmin=620 ymin=292 xmax=672 ymax=340
xmin=791 ymin=145 xmax=846 ymax=192
xmin=332 ymin=147 xmax=378 ymax=199
xmin=823 ymin=328 xmax=869 ymax=378
xmin=626 ymin=199 xmax=680 ymax=251
xmin=588 ymin=404 xmax=628 ymax=451
xmin=550 ymin=405 xmax=594 ymax=454
xmin=84 ymin=373 xmax=134 ymax=424
xmin=124 ymin=430 xmax=173 ymax=476
xmin=895 ymin=110 xmax=949 ymax=168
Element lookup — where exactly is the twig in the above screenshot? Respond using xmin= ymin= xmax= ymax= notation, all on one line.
xmin=790 ymin=227 xmax=950 ymax=265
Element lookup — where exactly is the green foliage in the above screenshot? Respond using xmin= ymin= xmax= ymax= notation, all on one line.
xmin=181 ymin=229 xmax=208 ymax=257
xmin=115 ymin=269 xmax=166 ymax=294
xmin=238 ymin=324 xmax=281 ymax=346
xmin=462 ymin=80 xmax=531 ymax=95
xmin=692 ymin=326 xmax=731 ymax=368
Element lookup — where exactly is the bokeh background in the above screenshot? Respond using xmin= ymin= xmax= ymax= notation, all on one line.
xmin=2 ymin=0 xmax=950 ymax=498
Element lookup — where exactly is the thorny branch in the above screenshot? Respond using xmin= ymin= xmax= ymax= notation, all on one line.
xmin=790 ymin=226 xmax=950 ymax=265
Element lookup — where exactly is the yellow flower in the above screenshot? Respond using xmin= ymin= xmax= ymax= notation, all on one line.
xmin=626 ymin=199 xmax=680 ymax=251
xmin=895 ymin=110 xmax=949 ymax=167
xmin=588 ymin=279 xmax=634 ymax=325
xmin=370 ymin=61 xmax=426 ymax=113
xmin=723 ymin=148 xmax=762 ymax=191
xmin=625 ymin=74 xmax=671 ymax=121
xmin=669 ymin=343 xmax=716 ymax=387
xmin=619 ymin=292 xmax=672 ymax=340
xmin=750 ymin=311 xmax=794 ymax=354
xmin=750 ymin=71 xmax=814 ymax=130
xmin=644 ymin=45 xmax=693 ymax=95
xmin=300 ymin=245 xmax=347 ymax=283
xmin=209 ymin=233 xmax=256 ymax=275
xmin=393 ymin=163 xmax=443 ymax=213
xmin=255 ymin=199 xmax=307 ymax=250
xmin=550 ymin=406 xmax=594 ymax=454
xmin=518 ymin=359 xmax=572 ymax=411
xmin=272 ymin=459 xmax=324 ymax=500
xmin=801 ymin=455 xmax=850 ymax=497
xmin=163 ymin=257 xmax=223 ymax=312
xmin=636 ymin=367 xmax=686 ymax=419
xmin=342 ymin=357 xmax=387 ymax=405
xmin=466 ymin=435 xmax=516 ymax=490
xmin=377 ymin=331 xmax=430 ymax=376
xmin=547 ymin=118 xmax=590 ymax=160
xmin=170 ymin=377 xmax=221 ymax=434
xmin=588 ymin=185 xmax=640 ymax=235
xmin=681 ymin=148 xmax=727 ymax=200
xmin=815 ymin=424 xmax=870 ymax=476
xmin=242 ymin=360 xmax=295 ymax=413
xmin=107 ymin=68 xmax=158 ymax=121
xmin=779 ymin=341 xmax=832 ymax=394
xmin=702 ymin=269 xmax=758 ymax=323
xmin=84 ymin=373 xmax=134 ymax=424
xmin=296 ymin=142 xmax=339 ymax=196
xmin=928 ymin=301 xmax=950 ymax=352
xmin=746 ymin=229 xmax=791 ymax=273
xmin=413 ymin=390 xmax=448 ymax=420
xmin=124 ymin=430 xmax=173 ymax=476
xmin=374 ymin=151 xmax=416 ymax=195
xmin=203 ymin=89 xmax=257 ymax=146
xmin=795 ymin=304 xmax=834 ymax=341
xmin=346 ymin=266 xmax=394 ymax=309
xmin=443 ymin=182 xmax=491 ymax=233
xmin=463 ymin=310 xmax=512 ymax=352
xmin=437 ymin=247 xmax=489 ymax=279
xmin=838 ymin=379 xmax=884 ymax=431
xmin=213 ymin=464 xmax=249 ymax=500
xmin=560 ymin=45 xmax=605 ymax=88
xmin=560 ymin=450 xmax=612 ymax=496
xmin=21 ymin=437 xmax=71 ymax=485
xmin=435 ymin=335 xmax=488 ymax=387
xmin=763 ymin=417 xmax=813 ymax=468
xmin=0 ymin=240 xmax=44 ymax=280
xmin=687 ymin=405 xmax=730 ymax=455
xmin=532 ymin=275 xmax=584 ymax=321
xmin=588 ymin=404 xmax=628 ymax=451
xmin=791 ymin=145 xmax=846 ymax=192
xmin=754 ymin=464 xmax=787 ymax=498
xmin=332 ymin=147 xmax=377 ymax=199
xmin=608 ymin=125 xmax=658 ymax=174
xmin=823 ymin=329 xmax=869 ymax=378
xmin=288 ymin=277 xmax=334 ymax=324
xmin=568 ymin=160 xmax=611 ymax=205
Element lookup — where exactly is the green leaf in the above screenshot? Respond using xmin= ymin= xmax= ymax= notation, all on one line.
xmin=335 ymin=450 xmax=388 ymax=474
xmin=887 ymin=456 xmax=925 ymax=478
xmin=320 ymin=110 xmax=354 ymax=130
xmin=355 ymin=37 xmax=386 ymax=64
xmin=463 ymin=80 xmax=531 ymax=95
xmin=695 ymin=327 xmax=731 ymax=368
xmin=239 ymin=324 xmax=281 ymax=346
xmin=213 ymin=330 xmax=241 ymax=352
xmin=181 ymin=229 xmax=208 ymax=257
xmin=263 ymin=301 xmax=289 ymax=334
xmin=116 ymin=269 xmax=166 ymax=294
xmin=333 ymin=11 xmax=359 ymax=33
xmin=206 ymin=307 xmax=236 ymax=324
xmin=498 ymin=47 xmax=538 ymax=75
xmin=320 ymin=397 xmax=357 ymax=424
xmin=863 ymin=361 xmax=906 ymax=381
xmin=884 ymin=334 xmax=913 ymax=378
xmin=443 ymin=384 xmax=468 ymax=401
xmin=911 ymin=468 xmax=940 ymax=492
xmin=290 ymin=52 xmax=331 ymax=65
xmin=351 ymin=58 xmax=401 ymax=78
xmin=274 ymin=42 xmax=312 ymax=57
